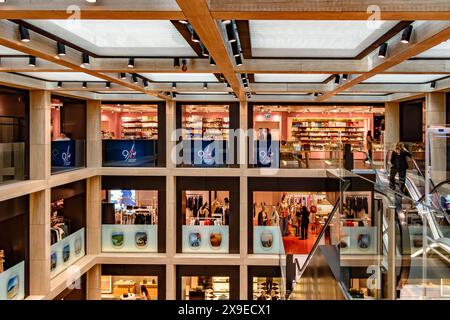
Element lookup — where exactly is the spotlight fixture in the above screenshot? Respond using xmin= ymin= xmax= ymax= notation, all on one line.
xmin=222 ymin=19 xmax=232 ymax=25
xmin=342 ymin=74 xmax=349 ymax=81
xmin=401 ymin=25 xmax=413 ymax=44
xmin=143 ymin=80 xmax=149 ymax=88
xmin=81 ymin=53 xmax=90 ymax=67
xmin=57 ymin=42 xmax=66 ymax=56
xmin=128 ymin=58 xmax=135 ymax=68
xmin=231 ymin=41 xmax=240 ymax=57
xmin=240 ymin=74 xmax=246 ymax=80
xmin=431 ymin=81 xmax=436 ymax=89
xmin=19 ymin=26 xmax=30 ymax=42
xmin=378 ymin=42 xmax=388 ymax=58
xmin=86 ymin=0 xmax=97 ymax=2
xmin=82 ymin=82 xmax=87 ymax=89
xmin=244 ymin=82 xmax=249 ymax=88
xmin=226 ymin=82 xmax=231 ymax=88
xmin=172 ymin=82 xmax=177 ymax=90
xmin=191 ymin=30 xmax=200 ymax=43
xmin=201 ymin=46 xmax=209 ymax=57
xmin=57 ymin=81 xmax=62 ymax=88
xmin=334 ymin=74 xmax=341 ymax=84
xmin=174 ymin=57 xmax=180 ymax=68
xmin=235 ymin=54 xmax=243 ymax=66
xmin=166 ymin=91 xmax=171 ymax=96
xmin=209 ymin=56 xmax=216 ymax=66
xmin=119 ymin=72 xmax=126 ymax=80
xmin=203 ymin=82 xmax=208 ymax=90
xmin=28 ymin=56 xmax=36 ymax=67
xmin=172 ymin=92 xmax=177 ymax=99
xmin=131 ymin=74 xmax=138 ymax=84
xmin=314 ymin=92 xmax=319 ymax=97
xmin=181 ymin=60 xmax=188 ymax=72
xmin=225 ymin=22 xmax=236 ymax=43
xmin=178 ymin=20 xmax=189 ymax=24
xmin=105 ymin=82 xmax=111 ymax=89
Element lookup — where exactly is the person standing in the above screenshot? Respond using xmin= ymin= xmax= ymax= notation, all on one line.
xmin=389 ymin=142 xmax=412 ymax=193
xmin=365 ymin=130 xmax=374 ymax=162
xmin=300 ymin=206 xmax=310 ymax=240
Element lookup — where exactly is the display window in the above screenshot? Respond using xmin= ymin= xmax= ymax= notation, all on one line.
xmin=248 ymin=266 xmax=284 ymax=301
xmin=176 ymin=265 xmax=239 ymax=300
xmin=51 ymin=96 xmax=86 ymax=174
xmin=0 ymin=196 xmax=28 ymax=300
xmin=176 ymin=103 xmax=239 ymax=167
xmin=249 ymin=104 xmax=385 ymax=169
xmin=0 ymin=85 xmax=29 ymax=185
xmin=50 ymin=181 xmax=86 ymax=278
xmin=101 ymin=265 xmax=165 ymax=300
xmin=102 ymin=176 xmax=166 ymax=253
xmin=101 ymin=103 xmax=165 ymax=167
xmin=177 ymin=178 xmax=239 ymax=254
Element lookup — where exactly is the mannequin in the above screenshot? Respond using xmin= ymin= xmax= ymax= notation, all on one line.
xmin=271 ymin=206 xmax=280 ymax=226
xmin=280 ymin=196 xmax=289 ymax=236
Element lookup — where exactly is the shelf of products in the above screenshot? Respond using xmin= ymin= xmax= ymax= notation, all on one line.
xmin=121 ymin=116 xmax=158 ymax=140
xmin=183 ymin=115 xmax=229 ymax=140
xmin=290 ymin=118 xmax=365 ymax=151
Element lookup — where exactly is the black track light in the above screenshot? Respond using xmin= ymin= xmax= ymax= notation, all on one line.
xmin=203 ymin=82 xmax=208 ymax=90
xmin=226 ymin=82 xmax=231 ymax=88
xmin=57 ymin=81 xmax=62 ymax=88
xmin=202 ymin=46 xmax=209 ymax=57
xmin=143 ymin=80 xmax=149 ymax=88
xmin=314 ymin=92 xmax=319 ymax=97
xmin=120 ymin=72 xmax=126 ymax=80
xmin=431 ymin=81 xmax=436 ymax=89
xmin=235 ymin=54 xmax=243 ymax=66
xmin=231 ymin=41 xmax=240 ymax=57
xmin=57 ymin=42 xmax=66 ymax=56
xmin=82 ymin=82 xmax=87 ymax=89
xmin=105 ymin=82 xmax=111 ymax=89
xmin=19 ymin=26 xmax=30 ymax=42
xmin=172 ymin=92 xmax=177 ymax=99
xmin=401 ymin=25 xmax=413 ymax=44
xmin=222 ymin=19 xmax=232 ymax=25
xmin=378 ymin=42 xmax=388 ymax=58
xmin=191 ymin=30 xmax=200 ymax=43
xmin=131 ymin=74 xmax=138 ymax=84
xmin=334 ymin=74 xmax=341 ymax=84
xmin=174 ymin=57 xmax=180 ymax=68
xmin=128 ymin=58 xmax=135 ymax=68
xmin=342 ymin=74 xmax=349 ymax=81
xmin=244 ymin=82 xmax=249 ymax=88
xmin=28 ymin=56 xmax=36 ymax=67
xmin=166 ymin=91 xmax=171 ymax=96
xmin=225 ymin=22 xmax=236 ymax=43
xmin=179 ymin=20 xmax=188 ymax=24
xmin=172 ymin=82 xmax=177 ymax=90
xmin=81 ymin=53 xmax=90 ymax=67
xmin=219 ymin=74 xmax=225 ymax=81
xmin=240 ymin=73 xmax=247 ymax=80
xmin=209 ymin=56 xmax=216 ymax=66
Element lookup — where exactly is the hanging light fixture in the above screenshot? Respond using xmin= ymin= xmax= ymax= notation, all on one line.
xmin=222 ymin=19 xmax=232 ymax=25
xmin=57 ymin=42 xmax=66 ymax=56
xmin=57 ymin=81 xmax=62 ymax=88
xmin=203 ymin=82 xmax=208 ymax=90
xmin=105 ymin=82 xmax=111 ymax=89
xmin=19 ymin=26 xmax=30 ymax=42
xmin=82 ymin=82 xmax=87 ymax=89
xmin=131 ymin=74 xmax=138 ymax=84
xmin=334 ymin=74 xmax=341 ymax=84
xmin=401 ymin=25 xmax=413 ymax=44
xmin=28 ymin=56 xmax=36 ymax=67
xmin=231 ymin=41 xmax=240 ymax=57
xmin=378 ymin=42 xmax=388 ymax=58
xmin=235 ymin=54 xmax=243 ymax=66
xmin=143 ymin=80 xmax=149 ymax=88
xmin=174 ymin=57 xmax=180 ymax=68
xmin=178 ymin=20 xmax=188 ymax=24
xmin=172 ymin=82 xmax=177 ymax=90
xmin=81 ymin=53 xmax=90 ymax=67
xmin=431 ymin=81 xmax=436 ymax=89
xmin=201 ymin=46 xmax=209 ymax=57
xmin=119 ymin=73 xmax=126 ymax=80
xmin=181 ymin=59 xmax=188 ymax=72
xmin=191 ymin=30 xmax=200 ymax=43
xmin=342 ymin=74 xmax=349 ymax=81
xmin=128 ymin=58 xmax=135 ymax=68
xmin=225 ymin=22 xmax=236 ymax=43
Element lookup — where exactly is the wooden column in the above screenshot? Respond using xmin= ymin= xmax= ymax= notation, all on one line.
xmin=86 ymin=100 xmax=102 ymax=168
xmin=86 ymin=176 xmax=102 ymax=255
xmin=425 ymin=92 xmax=447 ymax=183
xmin=384 ymin=102 xmax=400 ymax=168
xmin=86 ymin=264 xmax=102 ymax=300
xmin=29 ymin=90 xmax=51 ymax=180
xmin=29 ymin=189 xmax=51 ymax=296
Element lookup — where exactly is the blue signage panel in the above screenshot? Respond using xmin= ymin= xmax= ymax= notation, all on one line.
xmin=51 ymin=140 xmax=76 ymax=168
xmin=255 ymin=140 xmax=280 ymax=168
xmin=183 ymin=140 xmax=228 ymax=167
xmin=103 ymin=139 xmax=157 ymax=167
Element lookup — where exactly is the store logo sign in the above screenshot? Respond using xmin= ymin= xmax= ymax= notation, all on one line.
xmin=122 ymin=142 xmax=137 ymax=163
xmin=197 ymin=143 xmax=215 ymax=165
xmin=259 ymin=146 xmax=274 ymax=165
xmin=61 ymin=145 xmax=72 ymax=166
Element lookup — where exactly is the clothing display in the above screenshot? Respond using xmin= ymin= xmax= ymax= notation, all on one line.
xmin=115 ymin=206 xmax=158 ymax=225
xmin=344 ymin=195 xmax=369 ymax=218
xmin=50 ymin=215 xmax=71 ymax=245
xmin=185 ymin=192 xmax=230 ymax=226
xmin=186 ymin=195 xmax=204 ymax=217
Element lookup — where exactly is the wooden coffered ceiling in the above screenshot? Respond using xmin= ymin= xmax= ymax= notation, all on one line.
xmin=0 ymin=0 xmax=448 ymax=103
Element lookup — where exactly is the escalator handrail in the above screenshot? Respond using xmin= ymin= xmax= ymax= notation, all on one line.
xmin=297 ymin=181 xmax=350 ymax=274
xmin=417 ymin=179 xmax=450 ymax=204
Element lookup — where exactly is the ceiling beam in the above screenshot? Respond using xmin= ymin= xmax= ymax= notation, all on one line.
xmin=317 ymin=21 xmax=450 ymax=101
xmin=210 ymin=0 xmax=450 ymax=20
xmin=0 ymin=19 xmax=167 ymax=100
xmin=176 ymin=0 xmax=243 ymax=100
xmin=0 ymin=0 xmax=184 ymax=19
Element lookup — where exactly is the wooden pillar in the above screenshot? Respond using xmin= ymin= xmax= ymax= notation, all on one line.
xmin=86 ymin=176 xmax=102 ymax=255
xmin=425 ymin=92 xmax=447 ymax=184
xmin=86 ymin=265 xmax=102 ymax=300
xmin=29 ymin=189 xmax=51 ymax=296
xmin=29 ymin=90 xmax=51 ymax=180
xmin=384 ymin=102 xmax=400 ymax=168
xmin=86 ymin=100 xmax=102 ymax=168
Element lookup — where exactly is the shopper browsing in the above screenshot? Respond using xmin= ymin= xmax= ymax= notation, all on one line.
xmin=389 ymin=142 xmax=412 ymax=193
xmin=300 ymin=206 xmax=310 ymax=240
xmin=365 ymin=130 xmax=374 ymax=163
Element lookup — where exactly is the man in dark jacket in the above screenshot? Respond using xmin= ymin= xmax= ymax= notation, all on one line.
xmin=389 ymin=142 xmax=412 ymax=193
xmin=300 ymin=206 xmax=310 ymax=240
